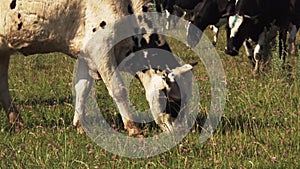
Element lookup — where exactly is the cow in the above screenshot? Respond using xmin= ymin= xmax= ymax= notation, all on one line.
xmin=0 ymin=0 xmax=195 ymax=135
xmin=186 ymin=0 xmax=236 ymax=48
xmin=153 ymin=0 xmax=235 ymax=47
xmin=225 ymin=0 xmax=290 ymax=75
xmin=152 ymin=0 xmax=203 ymax=30
xmin=135 ymin=62 xmax=197 ymax=132
xmin=164 ymin=0 xmax=204 ymax=30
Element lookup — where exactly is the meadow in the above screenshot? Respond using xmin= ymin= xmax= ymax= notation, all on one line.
xmin=0 ymin=28 xmax=299 ymax=168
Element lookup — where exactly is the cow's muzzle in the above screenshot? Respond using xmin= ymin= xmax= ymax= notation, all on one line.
xmin=225 ymin=46 xmax=239 ymax=56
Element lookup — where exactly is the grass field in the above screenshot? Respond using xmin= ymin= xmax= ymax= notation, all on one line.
xmin=0 ymin=28 xmax=299 ymax=168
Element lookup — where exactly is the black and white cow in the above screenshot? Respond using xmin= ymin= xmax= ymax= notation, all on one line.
xmin=153 ymin=0 xmax=236 ymax=47
xmin=153 ymin=0 xmax=204 ymax=29
xmin=186 ymin=0 xmax=236 ymax=48
xmin=225 ymin=0 xmax=290 ymax=74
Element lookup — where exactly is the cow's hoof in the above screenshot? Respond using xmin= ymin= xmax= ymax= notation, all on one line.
xmin=76 ymin=125 xmax=85 ymax=134
xmin=89 ymin=70 xmax=101 ymax=80
xmin=125 ymin=121 xmax=143 ymax=137
xmin=72 ymin=122 xmax=86 ymax=134
xmin=8 ymin=112 xmax=24 ymax=133
xmin=212 ymin=41 xmax=217 ymax=47
xmin=252 ymin=69 xmax=260 ymax=78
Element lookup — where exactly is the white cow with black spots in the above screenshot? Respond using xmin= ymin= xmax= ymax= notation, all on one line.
xmin=0 ymin=0 xmax=195 ymax=135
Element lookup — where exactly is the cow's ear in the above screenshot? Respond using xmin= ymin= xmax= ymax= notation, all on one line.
xmin=190 ymin=62 xmax=198 ymax=67
xmin=170 ymin=62 xmax=198 ymax=77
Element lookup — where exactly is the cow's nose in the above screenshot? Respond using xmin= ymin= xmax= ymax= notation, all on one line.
xmin=225 ymin=47 xmax=239 ymax=56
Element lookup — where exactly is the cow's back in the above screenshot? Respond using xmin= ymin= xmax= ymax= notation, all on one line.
xmin=0 ymin=0 xmax=132 ymax=57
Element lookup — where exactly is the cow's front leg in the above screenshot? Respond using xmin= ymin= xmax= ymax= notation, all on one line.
xmin=0 ymin=53 xmax=23 ymax=131
xmin=105 ymin=75 xmax=141 ymax=136
xmin=97 ymin=58 xmax=141 ymax=136
xmin=211 ymin=25 xmax=219 ymax=47
xmin=253 ymin=43 xmax=262 ymax=76
xmin=73 ymin=58 xmax=93 ymax=133
xmin=253 ymin=30 xmax=268 ymax=76
xmin=243 ymin=40 xmax=255 ymax=67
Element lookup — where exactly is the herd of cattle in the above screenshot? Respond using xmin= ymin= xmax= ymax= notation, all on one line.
xmin=155 ymin=0 xmax=300 ymax=74
xmin=0 ymin=0 xmax=299 ymax=135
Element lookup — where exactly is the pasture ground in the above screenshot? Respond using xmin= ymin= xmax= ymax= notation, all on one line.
xmin=0 ymin=29 xmax=299 ymax=168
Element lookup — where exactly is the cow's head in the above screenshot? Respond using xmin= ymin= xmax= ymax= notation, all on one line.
xmin=187 ymin=0 xmax=235 ymax=47
xmin=225 ymin=0 xmax=261 ymax=56
xmin=136 ymin=62 xmax=197 ymax=133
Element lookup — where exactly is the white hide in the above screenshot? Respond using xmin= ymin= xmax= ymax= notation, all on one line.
xmin=229 ymin=15 xmax=244 ymax=38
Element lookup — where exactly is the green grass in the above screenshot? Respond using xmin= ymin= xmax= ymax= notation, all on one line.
xmin=0 ymin=29 xmax=299 ymax=168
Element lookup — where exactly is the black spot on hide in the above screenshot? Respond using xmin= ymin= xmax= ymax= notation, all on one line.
xmin=92 ymin=28 xmax=97 ymax=32
xmin=140 ymin=27 xmax=147 ymax=34
xmin=17 ymin=22 xmax=23 ymax=30
xmin=134 ymin=27 xmax=140 ymax=34
xmin=18 ymin=13 xmax=21 ymax=18
xmin=100 ymin=21 xmax=106 ymax=29
xmin=138 ymin=15 xmax=143 ymax=23
xmin=142 ymin=6 xmax=149 ymax=12
xmin=144 ymin=17 xmax=153 ymax=28
xmin=10 ymin=0 xmax=17 ymax=9
xmin=128 ymin=5 xmax=134 ymax=14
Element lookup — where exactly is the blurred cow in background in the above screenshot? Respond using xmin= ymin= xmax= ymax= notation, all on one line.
xmin=225 ymin=0 xmax=290 ymax=75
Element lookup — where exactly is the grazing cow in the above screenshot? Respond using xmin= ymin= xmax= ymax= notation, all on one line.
xmin=153 ymin=0 xmax=203 ymax=29
xmin=0 ymin=0 xmax=194 ymax=135
xmin=165 ymin=0 xmax=204 ymax=30
xmin=225 ymin=0 xmax=290 ymax=74
xmin=136 ymin=62 xmax=196 ymax=132
xmin=154 ymin=0 xmax=236 ymax=46
xmin=186 ymin=0 xmax=236 ymax=47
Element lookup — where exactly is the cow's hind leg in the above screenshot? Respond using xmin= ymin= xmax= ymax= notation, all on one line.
xmin=0 ymin=53 xmax=23 ymax=131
